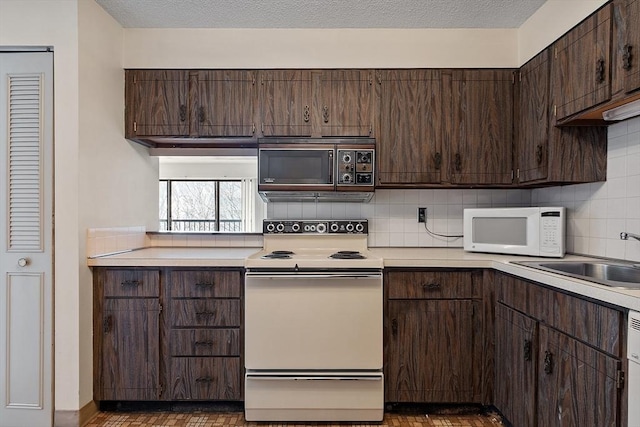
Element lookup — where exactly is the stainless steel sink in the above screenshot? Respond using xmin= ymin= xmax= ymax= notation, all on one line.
xmin=513 ymin=260 xmax=640 ymax=289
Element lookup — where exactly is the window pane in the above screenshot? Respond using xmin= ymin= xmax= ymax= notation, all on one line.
xmin=220 ymin=181 xmax=242 ymax=232
xmin=159 ymin=181 xmax=168 ymax=231
xmin=171 ymin=181 xmax=217 ymax=231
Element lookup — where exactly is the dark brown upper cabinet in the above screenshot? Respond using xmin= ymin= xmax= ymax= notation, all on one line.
xmin=516 ymin=48 xmax=607 ymax=186
xmin=552 ymin=4 xmax=612 ymax=123
xmin=125 ymin=70 xmax=190 ymax=139
xmin=317 ymin=70 xmax=374 ymax=137
xmin=613 ymin=0 xmax=640 ymax=96
xmin=260 ymin=69 xmax=313 ymax=137
xmin=196 ymin=70 xmax=256 ymax=137
xmin=376 ymin=69 xmax=443 ymax=186
xmin=447 ymin=69 xmax=515 ymax=186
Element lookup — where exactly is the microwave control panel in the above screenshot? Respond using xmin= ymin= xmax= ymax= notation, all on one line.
xmin=539 ymin=209 xmax=565 ymax=255
xmin=337 ymin=149 xmax=375 ymax=186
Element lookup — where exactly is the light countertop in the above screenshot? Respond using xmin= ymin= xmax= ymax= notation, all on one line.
xmin=88 ymin=246 xmax=640 ymax=311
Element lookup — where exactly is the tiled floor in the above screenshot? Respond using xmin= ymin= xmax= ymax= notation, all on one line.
xmin=86 ymin=411 xmax=505 ymax=427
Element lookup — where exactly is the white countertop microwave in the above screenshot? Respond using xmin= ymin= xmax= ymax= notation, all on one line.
xmin=463 ymin=207 xmax=566 ymax=258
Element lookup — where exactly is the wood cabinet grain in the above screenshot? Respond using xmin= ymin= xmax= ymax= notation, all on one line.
xmin=260 ymin=69 xmax=313 ymax=136
xmin=376 ymin=69 xmax=443 ymax=186
xmin=613 ymin=0 xmax=640 ymax=96
xmin=170 ymin=357 xmax=241 ymax=400
xmin=125 ymin=70 xmax=190 ymax=138
xmin=384 ymin=269 xmax=483 ymax=403
xmin=318 ymin=69 xmax=373 ymax=137
xmin=448 ymin=69 xmax=514 ymax=185
xmin=552 ymin=4 xmax=612 ymax=122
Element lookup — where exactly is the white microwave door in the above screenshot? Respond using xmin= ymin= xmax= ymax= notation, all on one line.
xmin=463 ymin=208 xmax=540 ymax=256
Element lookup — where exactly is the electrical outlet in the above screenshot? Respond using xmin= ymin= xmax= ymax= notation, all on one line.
xmin=418 ymin=207 xmax=427 ymax=223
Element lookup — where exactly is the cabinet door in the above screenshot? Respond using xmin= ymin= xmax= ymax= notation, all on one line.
xmin=552 ymin=5 xmax=612 ymax=121
xmin=537 ymin=325 xmax=620 ymax=427
xmin=197 ymin=70 xmax=256 ymax=137
xmin=377 ymin=69 xmax=443 ymax=185
xmin=125 ymin=70 xmax=190 ymax=137
xmin=619 ymin=0 xmax=640 ymax=93
xmin=518 ymin=50 xmax=550 ymax=184
xmin=494 ymin=303 xmax=538 ymax=427
xmin=260 ymin=70 xmax=312 ymax=136
xmin=318 ymin=70 xmax=373 ymax=136
xmin=449 ymin=69 xmax=514 ymax=185
xmin=101 ymin=298 xmax=160 ymax=400
xmin=385 ymin=299 xmax=476 ymax=402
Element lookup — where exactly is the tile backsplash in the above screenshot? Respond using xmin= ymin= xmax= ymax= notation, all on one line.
xmin=267 ymin=188 xmax=532 ymax=247
xmin=532 ymin=116 xmax=640 ymax=262
xmin=86 ymin=226 xmax=148 ymax=258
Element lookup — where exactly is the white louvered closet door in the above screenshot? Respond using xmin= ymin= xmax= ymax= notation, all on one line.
xmin=0 ymin=51 xmax=53 ymax=427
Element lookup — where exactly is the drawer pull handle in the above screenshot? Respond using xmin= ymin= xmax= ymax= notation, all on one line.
xmin=195 ymin=376 xmax=214 ymax=383
xmin=523 ymin=339 xmax=532 ymax=361
xmin=103 ymin=315 xmax=112 ymax=333
xmin=391 ymin=318 xmax=398 ymax=336
xmin=195 ymin=311 xmax=215 ymax=317
xmin=195 ymin=282 xmax=214 ymax=287
xmin=194 ymin=341 xmax=214 ymax=347
xmin=544 ymin=350 xmax=554 ymax=374
xmin=623 ymin=44 xmax=633 ymax=71
xmin=422 ymin=283 xmax=441 ymax=290
xmin=121 ymin=280 xmax=141 ymax=287
xmin=595 ymin=58 xmax=606 ymax=84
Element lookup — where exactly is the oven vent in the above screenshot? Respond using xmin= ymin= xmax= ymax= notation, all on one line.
xmin=631 ymin=317 xmax=640 ymax=332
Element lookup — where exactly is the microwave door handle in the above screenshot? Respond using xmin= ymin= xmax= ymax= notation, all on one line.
xmin=328 ymin=150 xmax=334 ymax=184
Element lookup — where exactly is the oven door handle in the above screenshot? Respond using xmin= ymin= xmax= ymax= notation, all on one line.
xmin=245 ymin=274 xmax=382 ymax=279
xmin=246 ymin=374 xmax=382 ymax=381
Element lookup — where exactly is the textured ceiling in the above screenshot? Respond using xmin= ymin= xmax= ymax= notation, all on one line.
xmin=94 ymin=0 xmax=548 ymax=29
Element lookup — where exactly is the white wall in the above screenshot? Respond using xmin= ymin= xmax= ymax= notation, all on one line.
xmin=78 ymin=0 xmax=159 ymax=410
xmin=0 ymin=0 xmax=82 ymax=414
xmin=518 ymin=0 xmax=609 ymax=65
xmin=532 ymin=116 xmax=640 ymax=262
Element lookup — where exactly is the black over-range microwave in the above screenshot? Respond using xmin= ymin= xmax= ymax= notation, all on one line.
xmin=257 ymin=138 xmax=375 ymax=202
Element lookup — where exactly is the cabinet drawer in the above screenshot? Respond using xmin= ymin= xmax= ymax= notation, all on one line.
xmin=169 ymin=270 xmax=241 ymax=298
xmin=171 ymin=357 xmax=241 ymax=400
xmin=169 ymin=329 xmax=240 ymax=356
xmin=171 ymin=300 xmax=240 ymax=327
xmin=387 ymin=270 xmax=481 ymax=299
xmin=103 ymin=270 xmax=159 ymax=297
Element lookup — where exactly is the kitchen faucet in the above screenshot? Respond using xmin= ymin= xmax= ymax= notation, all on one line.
xmin=620 ymin=232 xmax=640 ymax=242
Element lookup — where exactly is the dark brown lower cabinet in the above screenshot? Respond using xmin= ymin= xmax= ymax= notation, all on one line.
xmin=384 ymin=269 xmax=483 ymax=403
xmin=170 ymin=357 xmax=241 ymax=400
xmin=494 ymin=303 xmax=537 ymax=427
xmin=537 ymin=325 xmax=620 ymax=427
xmin=100 ymin=298 xmax=161 ymax=400
xmin=494 ymin=272 xmax=624 ymax=427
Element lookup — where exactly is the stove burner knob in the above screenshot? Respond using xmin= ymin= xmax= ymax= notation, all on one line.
xmin=316 ymin=223 xmax=327 ymax=233
xmin=345 ymin=223 xmax=355 ymax=232
xmin=266 ymin=222 xmax=276 ymax=232
xmin=355 ymin=222 xmax=365 ymax=232
xmin=291 ymin=223 xmax=300 ymax=232
xmin=276 ymin=223 xmax=285 ymax=232
xmin=342 ymin=173 xmax=352 ymax=183
xmin=330 ymin=222 xmax=340 ymax=232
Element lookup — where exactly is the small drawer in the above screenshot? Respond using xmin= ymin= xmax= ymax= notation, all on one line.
xmin=103 ymin=269 xmax=159 ymax=297
xmin=171 ymin=357 xmax=241 ymax=400
xmin=170 ymin=329 xmax=240 ymax=356
xmin=170 ymin=270 xmax=241 ymax=298
xmin=387 ymin=270 xmax=480 ymax=299
xmin=171 ymin=299 xmax=240 ymax=327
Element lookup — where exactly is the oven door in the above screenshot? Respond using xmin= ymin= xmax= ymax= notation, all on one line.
xmin=245 ymin=271 xmax=382 ymax=370
xmin=258 ymin=145 xmax=335 ymax=191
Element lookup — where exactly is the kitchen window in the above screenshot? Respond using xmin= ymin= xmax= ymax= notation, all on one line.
xmin=160 ymin=179 xmax=246 ymax=232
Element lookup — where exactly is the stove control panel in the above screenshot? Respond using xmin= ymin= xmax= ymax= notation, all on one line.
xmin=263 ymin=220 xmax=368 ymax=234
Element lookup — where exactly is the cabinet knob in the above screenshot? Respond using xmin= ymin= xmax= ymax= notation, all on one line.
xmin=198 ymin=106 xmax=205 ymax=123
xmin=17 ymin=258 xmax=29 ymax=267
xmin=434 ymin=152 xmax=442 ymax=170
xmin=103 ymin=315 xmax=112 ymax=333
xmin=623 ymin=44 xmax=633 ymax=71
xmin=523 ymin=339 xmax=532 ymax=361
xmin=391 ymin=318 xmax=398 ymax=336
xmin=322 ymin=105 xmax=329 ymax=123
xmin=303 ymin=105 xmax=310 ymax=123
xmin=536 ymin=144 xmax=544 ymax=165
xmin=179 ymin=104 xmax=187 ymax=122
xmin=454 ymin=153 xmax=462 ymax=172
xmin=595 ymin=58 xmax=606 ymax=84
xmin=544 ymin=350 xmax=554 ymax=374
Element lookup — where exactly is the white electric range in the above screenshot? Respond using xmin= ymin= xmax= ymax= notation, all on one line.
xmin=244 ymin=220 xmax=384 ymax=422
